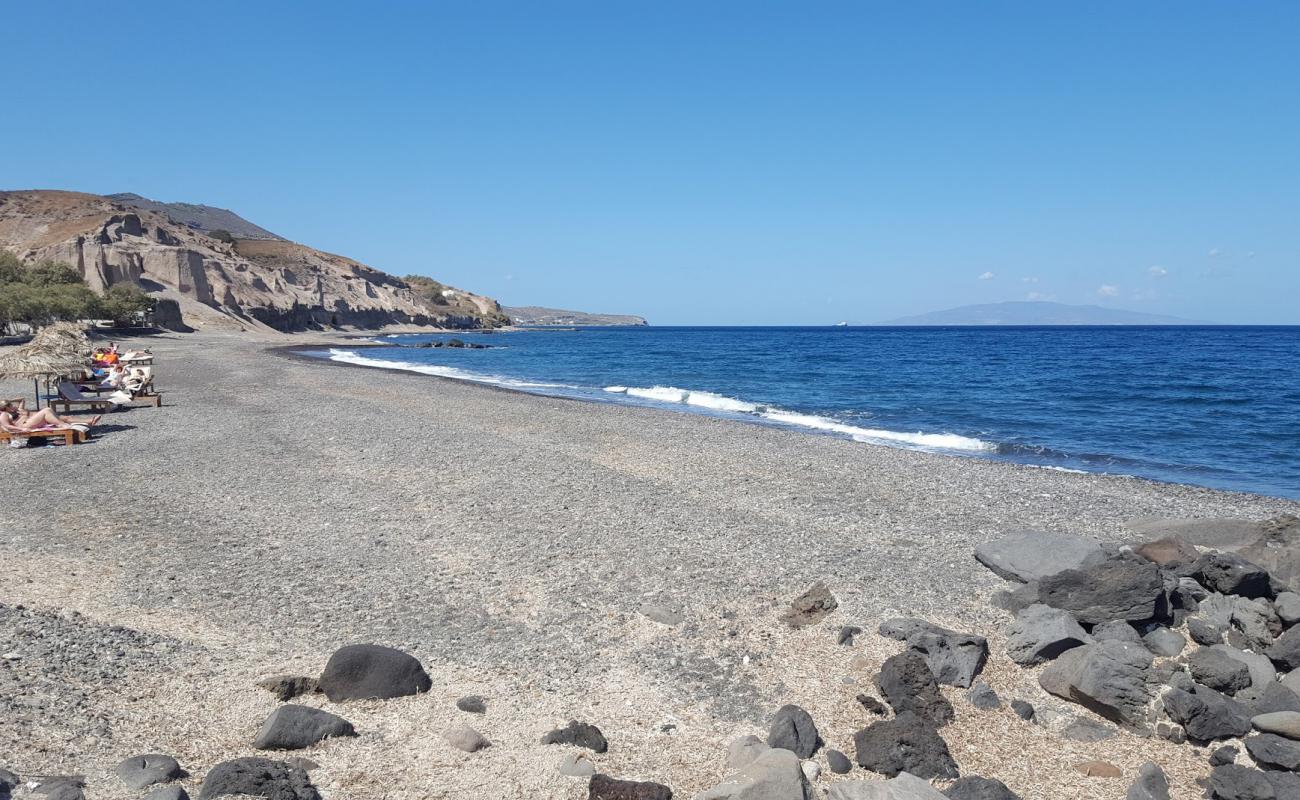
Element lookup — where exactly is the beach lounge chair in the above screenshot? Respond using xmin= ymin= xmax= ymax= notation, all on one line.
xmin=52 ymin=381 xmax=121 ymax=413
xmin=0 ymin=426 xmax=85 ymax=447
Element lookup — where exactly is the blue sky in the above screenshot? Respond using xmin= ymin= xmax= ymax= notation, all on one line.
xmin=3 ymin=2 xmax=1297 ymax=324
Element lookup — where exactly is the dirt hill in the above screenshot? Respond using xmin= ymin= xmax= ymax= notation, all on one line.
xmin=0 ymin=190 xmax=509 ymax=332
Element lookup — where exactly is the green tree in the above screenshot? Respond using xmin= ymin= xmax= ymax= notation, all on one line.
xmin=96 ymin=283 xmax=154 ymax=325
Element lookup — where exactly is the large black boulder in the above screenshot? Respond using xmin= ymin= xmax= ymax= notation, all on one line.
xmin=1162 ymin=685 xmax=1252 ymax=741
xmin=874 ymin=650 xmax=954 ymax=726
xmin=878 ymin=617 xmax=989 ymax=687
xmin=1196 ymin=553 xmax=1273 ymax=599
xmin=1269 ymin=626 xmax=1300 ymax=671
xmin=1245 ymin=733 xmax=1300 ymax=771
xmin=198 ymin=757 xmax=319 ymax=800
xmin=1206 ymin=764 xmax=1276 ymax=800
xmin=1037 ymin=555 xmax=1167 ymax=624
xmin=944 ymin=775 xmax=1022 ymax=799
xmin=852 ymin=711 xmax=959 ymax=780
xmin=542 ymin=720 xmax=608 ymax=753
xmin=588 ymin=774 xmax=673 ymax=800
xmin=253 ymin=705 xmax=357 ymax=750
xmin=317 ymin=644 xmax=431 ymax=702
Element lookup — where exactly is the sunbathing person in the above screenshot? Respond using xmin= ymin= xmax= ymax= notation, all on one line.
xmin=0 ymin=402 xmax=101 ymax=433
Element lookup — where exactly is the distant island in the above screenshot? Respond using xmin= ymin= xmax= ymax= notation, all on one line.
xmin=881 ymin=301 xmax=1210 ymax=326
xmin=505 ymin=306 xmax=648 ymax=326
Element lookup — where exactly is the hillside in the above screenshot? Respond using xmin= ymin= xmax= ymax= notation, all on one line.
xmin=882 ymin=301 xmax=1209 ymax=326
xmin=106 ymin=192 xmax=284 ymax=240
xmin=505 ymin=305 xmax=648 ymax=326
xmin=0 ymin=190 xmax=508 ymax=332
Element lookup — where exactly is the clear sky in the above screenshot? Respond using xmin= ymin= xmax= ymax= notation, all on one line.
xmin=3 ymin=2 xmax=1297 ymax=324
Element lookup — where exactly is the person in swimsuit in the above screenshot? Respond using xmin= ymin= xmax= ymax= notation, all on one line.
xmin=0 ymin=401 xmax=101 ymax=434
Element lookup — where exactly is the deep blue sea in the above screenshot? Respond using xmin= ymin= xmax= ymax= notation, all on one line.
xmin=305 ymin=326 xmax=1300 ymax=499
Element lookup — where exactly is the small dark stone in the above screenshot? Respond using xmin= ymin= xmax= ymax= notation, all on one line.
xmin=456 ymin=695 xmax=487 ymax=714
xmin=852 ymin=711 xmax=959 ymax=779
xmin=116 ymin=753 xmax=184 ymax=790
xmin=32 ymin=779 xmax=84 ymax=800
xmin=588 ymin=774 xmax=672 ymax=800
xmin=1189 ymin=618 xmax=1227 ymax=646
xmin=144 ymin=787 xmax=189 ymax=800
xmin=1010 ymin=700 xmax=1035 ymax=721
xmin=317 ymin=644 xmax=431 ymax=702
xmin=1189 ymin=647 xmax=1253 ymax=695
xmin=253 ymin=705 xmax=357 ymax=751
xmin=826 ymin=749 xmax=852 ymax=775
xmin=1196 ymin=553 xmax=1273 ymax=599
xmin=766 ymin=704 xmax=820 ymax=758
xmin=1209 ymin=745 xmax=1238 ymax=766
xmin=837 ymin=626 xmax=863 ymax=646
xmin=1269 ymin=626 xmax=1300 ymax=671
xmin=968 ymin=680 xmax=1002 ymax=711
xmin=542 ymin=721 xmax=609 ymax=753
xmin=780 ymin=582 xmax=837 ymax=628
xmin=856 ymin=694 xmax=888 ymax=715
xmin=1062 ymin=717 xmax=1116 ymax=742
xmin=943 ymin=776 xmax=1022 ymax=800
xmin=198 ymin=757 xmax=320 ymax=800
xmin=1127 ymin=762 xmax=1170 ymax=800
xmin=1156 ymin=722 xmax=1186 ymax=744
xmin=256 ymin=675 xmax=318 ymax=702
xmin=874 ymin=650 xmax=954 ymax=726
xmin=1093 ymin=620 xmax=1144 ymax=645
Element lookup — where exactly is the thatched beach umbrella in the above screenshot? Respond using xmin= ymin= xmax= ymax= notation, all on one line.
xmin=0 ymin=324 xmax=91 ymax=407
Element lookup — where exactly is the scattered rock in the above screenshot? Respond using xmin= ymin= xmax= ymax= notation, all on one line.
xmin=826 ymin=750 xmax=852 ymax=774
xmin=444 ymin=725 xmax=491 ymax=753
xmin=1231 ymin=597 xmax=1283 ymax=652
xmin=695 ymin=747 xmax=811 ymax=800
xmin=781 ymin=582 xmax=838 ymax=628
xmin=1269 ymin=625 xmax=1300 ymax=671
xmin=144 ymin=788 xmax=189 ymax=800
xmin=1038 ymin=641 xmax=1153 ymax=729
xmin=974 ymin=530 xmax=1105 ymax=583
xmin=543 ymin=721 xmax=609 ymax=753
xmin=1142 ymin=628 xmax=1186 ymax=658
xmin=1190 ymin=647 xmax=1253 ymax=695
xmin=1275 ymin=593 xmax=1300 ymax=626
xmin=456 ymin=695 xmax=487 ymax=713
xmin=1125 ymin=762 xmax=1170 ymax=800
xmin=968 ymin=680 xmax=1001 ymax=710
xmin=1134 ymin=537 xmax=1200 ymax=569
xmin=256 ymin=675 xmax=318 ymax=702
xmin=838 ymin=626 xmax=863 ymax=646
xmin=943 ymin=776 xmax=1021 ymax=800
xmin=253 ymin=705 xmax=357 ymax=750
xmin=1209 ymin=745 xmax=1238 ymax=766
xmin=1093 ymin=621 xmax=1144 ymax=645
xmin=1037 ymin=556 xmax=1167 ymax=625
xmin=853 ymin=711 xmax=959 ymax=779
xmin=1190 ymin=618 xmax=1227 ymax=646
xmin=801 ymin=761 xmax=820 ymax=783
xmin=1155 ymin=722 xmax=1186 ymax=743
xmin=1217 ymin=645 xmax=1279 ymax=691
xmin=197 ymin=757 xmax=320 ymax=800
xmin=115 ymin=753 xmax=184 ymax=789
xmin=725 ymin=736 xmax=769 ymax=770
xmin=878 ymin=618 xmax=989 ymax=687
xmin=32 ymin=779 xmax=84 ymax=800
xmin=1253 ymin=710 xmax=1300 ymax=739
xmin=768 ymin=705 xmax=820 ymax=758
xmin=560 ymin=752 xmax=597 ymax=777
xmin=1244 ymin=681 xmax=1300 ymax=717
xmin=1196 ymin=553 xmax=1273 ymax=599
xmin=1206 ymin=764 xmax=1273 ymax=800
xmin=875 ymin=650 xmax=954 ymax=726
xmin=1245 ymin=732 xmax=1300 ymax=770
xmin=990 ymin=583 xmax=1041 ymax=614
xmin=1167 ymin=670 xmax=1196 ymax=691
xmin=1162 ymin=685 xmax=1252 ymax=741
xmin=1061 ymin=717 xmax=1116 ymax=742
xmin=1074 ymin=761 xmax=1122 ymax=778
xmin=589 ymin=773 xmax=672 ymax=800
xmin=830 ymin=772 xmax=947 ymax=799
xmin=1005 ymin=604 xmax=1092 ymax=665
xmin=317 ymin=644 xmax=431 ymax=701
xmin=857 ymin=694 xmax=888 ymax=715
xmin=1010 ymin=700 xmax=1035 ymax=721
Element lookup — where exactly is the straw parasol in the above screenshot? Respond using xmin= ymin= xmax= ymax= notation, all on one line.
xmin=0 ymin=322 xmax=92 ymax=408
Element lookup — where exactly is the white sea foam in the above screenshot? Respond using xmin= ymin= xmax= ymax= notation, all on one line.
xmin=326 ymin=349 xmax=571 ymax=390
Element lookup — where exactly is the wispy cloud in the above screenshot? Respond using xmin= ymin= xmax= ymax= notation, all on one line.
xmin=1148 ymin=265 xmax=1168 ymax=277
xmin=1208 ymin=248 xmax=1221 ymax=258
xmin=1097 ymin=284 xmax=1119 ymax=297
xmin=1026 ymin=291 xmax=1055 ymax=301
xmin=1021 ymin=276 xmax=1039 ymax=284
xmin=978 ymin=271 xmax=995 ymax=280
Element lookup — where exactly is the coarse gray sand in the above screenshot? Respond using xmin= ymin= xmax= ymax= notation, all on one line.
xmin=2 ymin=331 xmax=1297 ymax=799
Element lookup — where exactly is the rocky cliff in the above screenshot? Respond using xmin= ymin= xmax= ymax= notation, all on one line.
xmin=504 ymin=306 xmax=648 ymax=326
xmin=0 ymin=190 xmax=509 ymax=332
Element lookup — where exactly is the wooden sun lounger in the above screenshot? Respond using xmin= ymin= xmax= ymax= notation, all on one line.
xmin=0 ymin=427 xmax=85 ymax=446
xmin=52 ymin=382 xmax=118 ymax=413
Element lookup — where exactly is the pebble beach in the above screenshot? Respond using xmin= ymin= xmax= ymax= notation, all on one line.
xmin=3 ymin=331 xmax=1299 ymax=800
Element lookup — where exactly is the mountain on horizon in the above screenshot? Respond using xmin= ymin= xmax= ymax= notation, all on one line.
xmin=881 ymin=301 xmax=1210 ymax=326
xmin=505 ymin=306 xmax=647 ymax=326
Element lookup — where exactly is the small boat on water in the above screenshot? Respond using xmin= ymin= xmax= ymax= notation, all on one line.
xmin=833 ymin=321 xmax=849 ymax=327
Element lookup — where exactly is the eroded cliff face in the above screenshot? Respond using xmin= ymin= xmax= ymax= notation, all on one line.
xmin=0 ymin=190 xmax=508 ymax=331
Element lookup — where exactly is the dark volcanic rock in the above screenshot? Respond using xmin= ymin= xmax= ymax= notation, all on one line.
xmin=1061 ymin=717 xmax=1116 ymax=742
xmin=1093 ymin=620 xmax=1144 ymax=646
xmin=1134 ymin=537 xmax=1200 ymax=569
xmin=1126 ymin=763 xmax=1170 ymax=800
xmin=588 ymin=774 xmax=673 ymax=800
xmin=198 ymin=757 xmax=320 ymax=800
xmin=826 ymin=750 xmax=852 ymax=775
xmin=1010 ymin=700 xmax=1035 ymax=721
xmin=875 ymin=650 xmax=954 ymax=726
xmin=1005 ymin=604 xmax=1091 ymax=665
xmin=1190 ymin=647 xmax=1254 ymax=695
xmin=256 ymin=675 xmax=318 ymax=702
xmin=1207 ymin=764 xmax=1273 ymax=800
xmin=1209 ymin=745 xmax=1239 ymax=766
xmin=1190 ymin=618 xmax=1228 ymax=646
xmin=1232 ymin=597 xmax=1283 ymax=653
xmin=543 ymin=721 xmax=609 ymax=753
xmin=456 ymin=695 xmax=487 ymax=713
xmin=968 ymin=680 xmax=1002 ymax=710
xmin=1038 ymin=641 xmax=1153 ymax=729
xmin=944 ymin=776 xmax=1021 ymax=800
xmin=253 ymin=705 xmax=357 ymax=750
xmin=767 ymin=704 xmax=820 ymax=758
xmin=317 ymin=644 xmax=431 ymax=701
xmin=1037 ymin=555 xmax=1167 ymax=624
xmin=1196 ymin=553 xmax=1273 ymax=599
xmin=878 ymin=617 xmax=989 ymax=687
xmin=1162 ymin=686 xmax=1252 ymax=741
xmin=1245 ymin=733 xmax=1300 ymax=770
xmin=837 ymin=626 xmax=862 ymax=646
xmin=852 ymin=711 xmax=958 ymax=780
xmin=33 ymin=779 xmax=84 ymax=800
xmin=856 ymin=694 xmax=888 ymax=715
xmin=780 ymin=582 xmax=837 ymax=628
xmin=1142 ymin=628 xmax=1186 ymax=658
xmin=144 ymin=787 xmax=189 ymax=800
xmin=116 ymin=753 xmax=184 ymax=790
xmin=974 ymin=530 xmax=1105 ymax=583
xmin=1270 ymin=626 xmax=1300 ymax=671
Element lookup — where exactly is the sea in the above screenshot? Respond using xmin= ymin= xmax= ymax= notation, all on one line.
xmin=303 ymin=326 xmax=1300 ymax=500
